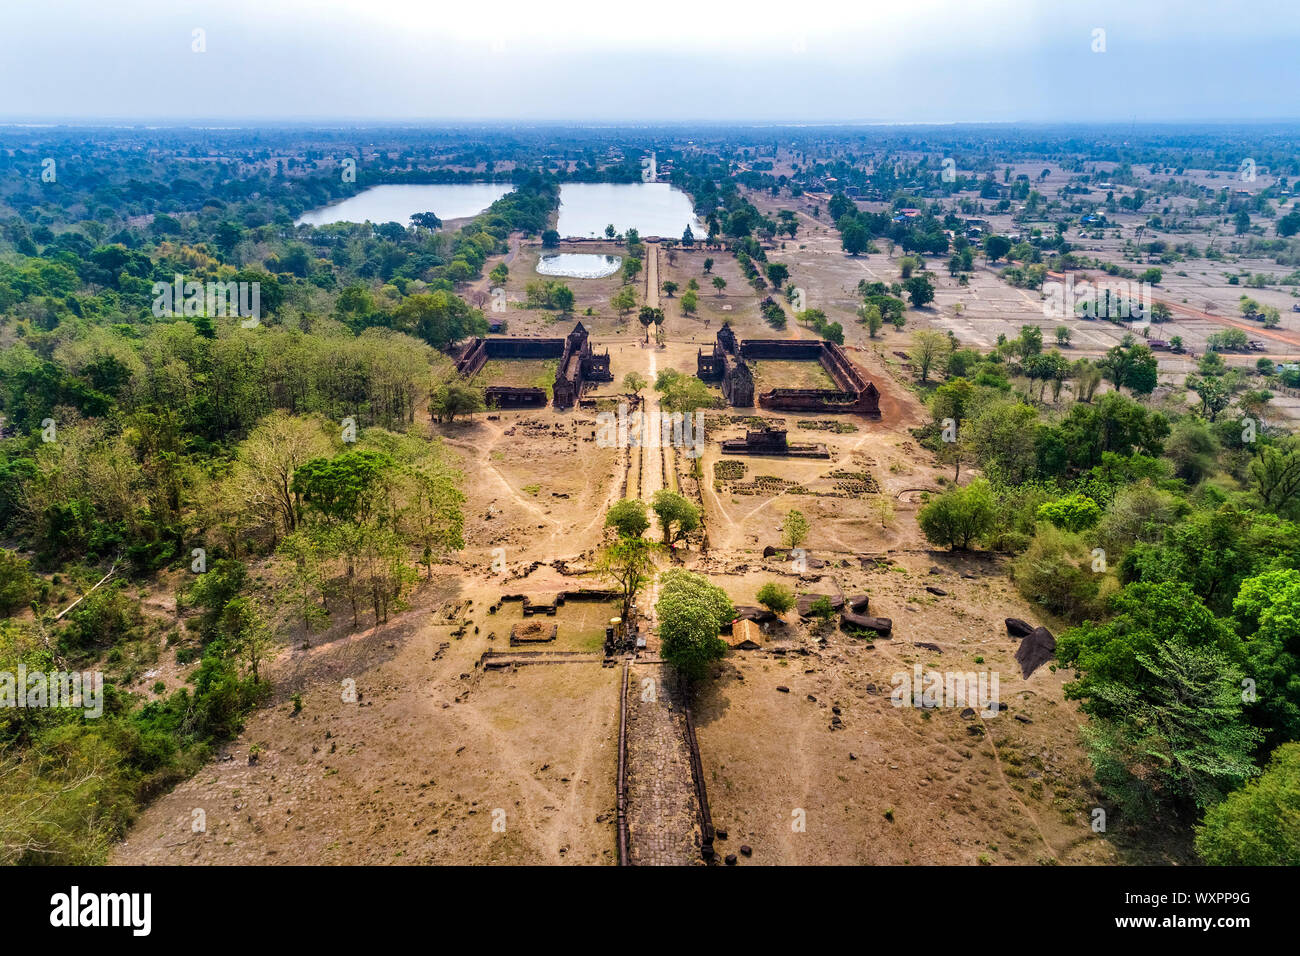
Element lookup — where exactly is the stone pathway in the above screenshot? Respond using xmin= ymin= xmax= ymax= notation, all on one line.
xmin=624 ymin=661 xmax=701 ymax=865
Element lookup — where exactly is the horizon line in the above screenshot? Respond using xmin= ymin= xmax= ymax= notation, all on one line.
xmin=4 ymin=117 xmax=1300 ymax=131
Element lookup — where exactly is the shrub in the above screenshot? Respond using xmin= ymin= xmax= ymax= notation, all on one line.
xmin=918 ymin=479 xmax=997 ymax=550
xmin=0 ymin=549 xmax=35 ymax=615
xmin=1036 ymin=494 xmax=1103 ymax=533
xmin=62 ymin=581 xmax=144 ymax=653
xmin=808 ymin=596 xmax=835 ymax=620
xmin=755 ymin=582 xmax=794 ymax=616
xmin=1010 ymin=524 xmax=1106 ymax=622
xmin=1094 ymin=483 xmax=1178 ymax=556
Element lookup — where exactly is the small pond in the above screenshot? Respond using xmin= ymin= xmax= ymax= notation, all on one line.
xmin=536 ymin=253 xmax=623 ymax=278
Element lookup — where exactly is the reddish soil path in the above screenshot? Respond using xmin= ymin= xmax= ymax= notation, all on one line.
xmin=1156 ymin=297 xmax=1300 ymax=350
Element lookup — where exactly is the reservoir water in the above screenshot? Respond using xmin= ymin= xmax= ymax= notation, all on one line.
xmin=296 ymin=183 xmax=513 ymax=227
xmin=555 ymin=183 xmax=706 ymax=240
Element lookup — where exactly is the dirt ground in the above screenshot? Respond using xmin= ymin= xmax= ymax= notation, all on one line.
xmin=690 ymin=550 xmax=1123 ymax=865
xmin=114 ymin=579 xmax=621 ymax=866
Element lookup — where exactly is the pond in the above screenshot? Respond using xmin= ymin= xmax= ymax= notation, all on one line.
xmin=536 ymin=253 xmax=623 ymax=278
xmin=295 ymin=183 xmax=513 ymax=227
xmin=555 ymin=183 xmax=706 ymax=240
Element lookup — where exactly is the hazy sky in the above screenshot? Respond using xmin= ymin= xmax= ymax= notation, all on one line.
xmin=1 ymin=0 xmax=1296 ymax=124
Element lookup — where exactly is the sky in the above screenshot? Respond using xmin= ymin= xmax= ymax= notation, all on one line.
xmin=0 ymin=0 xmax=1297 ymax=124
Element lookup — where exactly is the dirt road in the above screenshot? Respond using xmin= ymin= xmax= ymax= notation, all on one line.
xmin=1157 ymin=297 xmax=1300 ymax=350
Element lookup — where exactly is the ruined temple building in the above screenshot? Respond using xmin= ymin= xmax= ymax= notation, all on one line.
xmin=455 ymin=321 xmax=612 ymax=410
xmin=719 ymin=429 xmax=830 ymax=458
xmin=696 ymin=322 xmax=881 ymax=417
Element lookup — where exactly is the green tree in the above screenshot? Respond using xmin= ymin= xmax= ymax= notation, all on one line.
xmin=859 ymin=302 xmax=884 ymax=338
xmin=984 ymin=235 xmax=1012 ymax=262
xmin=1188 ymin=375 xmax=1233 ymax=421
xmin=918 ymin=478 xmax=997 ymax=550
xmin=930 ymin=377 xmax=976 ymax=432
xmin=611 ymin=286 xmax=636 ymax=317
xmin=655 ymin=369 xmax=716 ymax=413
xmin=605 ymin=498 xmax=649 ymax=538
xmin=1081 ymin=639 xmax=1260 ymax=817
xmin=781 ymin=509 xmax=809 ymax=549
xmin=638 ymin=306 xmax=663 ymax=342
xmin=1024 ymin=349 xmax=1070 ymax=403
xmin=909 ymin=330 xmax=952 ymax=384
xmin=1010 ymin=524 xmax=1103 ymax=622
xmin=1097 ymin=340 xmax=1159 ymax=396
xmin=841 ymin=221 xmax=869 ymax=256
xmin=391 ymin=291 xmax=486 ymax=349
xmin=656 ymin=569 xmax=735 ymax=681
xmin=1016 ymin=324 xmax=1044 ymax=357
xmin=291 ymin=450 xmax=395 ymax=526
xmin=403 ymin=455 xmax=466 ymax=579
xmin=1249 ymin=438 xmax=1300 ymax=509
xmin=0 ymin=549 xmax=35 ymax=616
xmin=651 ymin=490 xmax=700 ymax=548
xmin=597 ymin=536 xmax=660 ymax=622
xmin=186 ymin=559 xmax=249 ymax=642
xmin=430 ymin=382 xmax=486 ymax=422
xmin=219 ymin=596 xmax=275 ymax=684
xmin=1057 ymin=582 xmax=1242 ymax=715
xmin=904 ymin=273 xmax=935 ymax=308
xmin=1196 ymin=743 xmax=1300 ymax=865
xmin=525 ymin=280 xmax=575 ymax=311
xmin=1164 ymin=416 xmax=1219 ymax=483
xmin=1231 ymin=569 xmax=1300 ymax=742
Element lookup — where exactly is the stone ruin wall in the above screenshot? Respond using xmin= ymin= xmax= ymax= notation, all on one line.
xmin=697 ymin=325 xmax=881 ymax=419
xmin=455 ymin=323 xmax=609 ymax=411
